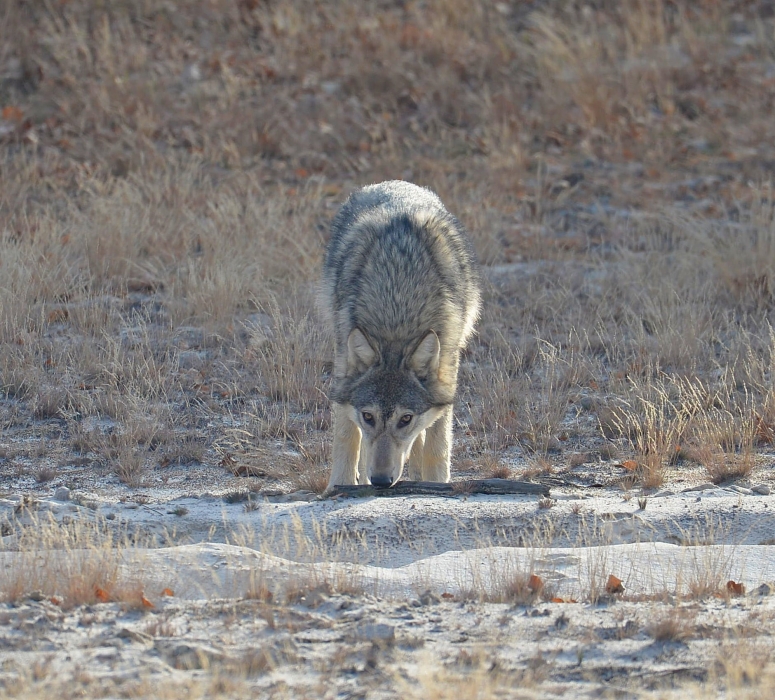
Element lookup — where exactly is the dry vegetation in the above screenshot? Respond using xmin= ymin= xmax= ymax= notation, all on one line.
xmin=2 ymin=0 xmax=775 ymax=696
xmin=3 ymin=0 xmax=775 ymax=493
xmin=2 ymin=0 xmax=775 ymax=484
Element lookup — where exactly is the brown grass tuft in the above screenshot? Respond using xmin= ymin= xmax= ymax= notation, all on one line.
xmin=647 ymin=609 xmax=694 ymax=642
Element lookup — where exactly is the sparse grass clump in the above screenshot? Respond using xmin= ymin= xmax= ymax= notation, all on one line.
xmin=0 ymin=513 xmax=150 ymax=609
xmin=648 ymin=610 xmax=694 ymax=642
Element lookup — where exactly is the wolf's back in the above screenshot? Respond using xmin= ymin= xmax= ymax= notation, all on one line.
xmin=322 ymin=181 xmax=481 ymax=365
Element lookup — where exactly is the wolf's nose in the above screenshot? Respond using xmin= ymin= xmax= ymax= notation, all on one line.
xmin=370 ymin=475 xmax=393 ymax=488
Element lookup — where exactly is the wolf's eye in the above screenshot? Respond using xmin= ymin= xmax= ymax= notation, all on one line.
xmin=398 ymin=414 xmax=413 ymax=427
xmin=362 ymin=411 xmax=374 ymax=425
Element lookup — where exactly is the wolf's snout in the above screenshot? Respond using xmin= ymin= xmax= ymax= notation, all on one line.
xmin=370 ymin=434 xmax=402 ymax=487
xmin=370 ymin=474 xmax=394 ymax=488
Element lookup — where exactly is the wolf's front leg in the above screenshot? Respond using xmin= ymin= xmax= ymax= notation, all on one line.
xmin=328 ymin=403 xmax=361 ymax=487
xmin=357 ymin=437 xmax=370 ymax=485
xmin=408 ymin=430 xmax=426 ymax=481
xmin=421 ymin=405 xmax=453 ymax=483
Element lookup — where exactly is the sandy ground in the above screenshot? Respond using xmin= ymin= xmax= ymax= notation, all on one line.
xmin=2 ymin=461 xmax=775 ymax=699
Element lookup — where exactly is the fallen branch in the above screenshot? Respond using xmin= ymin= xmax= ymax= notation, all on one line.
xmin=325 ymin=478 xmax=550 ymax=499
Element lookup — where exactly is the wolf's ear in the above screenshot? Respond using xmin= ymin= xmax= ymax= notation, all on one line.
xmin=347 ymin=328 xmax=377 ymax=372
xmin=409 ymin=331 xmax=440 ymax=379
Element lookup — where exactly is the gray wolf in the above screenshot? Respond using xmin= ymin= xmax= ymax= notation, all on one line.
xmin=320 ymin=180 xmax=481 ymax=488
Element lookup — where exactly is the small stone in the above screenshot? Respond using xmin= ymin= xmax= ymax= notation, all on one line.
xmin=27 ymin=590 xmax=45 ymax=602
xmin=158 ymin=642 xmax=225 ymax=670
xmin=569 ymin=452 xmax=594 ymax=468
xmin=284 ymin=490 xmax=318 ymax=502
xmin=419 ymin=589 xmax=441 ymax=606
xmin=753 ymin=485 xmax=771 ymax=496
xmin=356 ymin=623 xmax=395 ymax=643
xmin=182 ymin=63 xmax=201 ymax=83
xmin=599 ymin=443 xmax=619 ymax=460
xmin=754 ymin=582 xmax=774 ymax=596
xmin=53 ymin=487 xmax=71 ymax=502
xmin=682 ymin=483 xmax=716 ymax=493
xmin=652 ymin=489 xmax=675 ymax=498
xmin=727 ymin=485 xmax=753 ymax=495
xmin=118 ymin=627 xmax=153 ymax=643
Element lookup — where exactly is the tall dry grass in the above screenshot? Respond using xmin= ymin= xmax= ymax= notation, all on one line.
xmin=0 ymin=512 xmax=152 ymax=608
xmin=2 ymin=0 xmax=775 ymax=490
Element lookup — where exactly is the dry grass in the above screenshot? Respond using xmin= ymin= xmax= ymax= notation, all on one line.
xmin=648 ymin=609 xmax=695 ymax=642
xmin=602 ymin=373 xmax=694 ymax=488
xmin=1 ymin=9 xmax=775 ymax=698
xmin=0 ymin=512 xmax=152 ymax=609
xmin=712 ymin=642 xmax=775 ymax=697
xmin=398 ymin=655 xmax=521 ymax=700
xmin=1 ymin=509 xmax=773 ymax=699
xmin=1 ymin=0 xmax=775 ymax=492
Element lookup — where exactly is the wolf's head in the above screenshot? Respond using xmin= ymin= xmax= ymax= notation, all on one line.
xmin=331 ymin=328 xmax=454 ymax=487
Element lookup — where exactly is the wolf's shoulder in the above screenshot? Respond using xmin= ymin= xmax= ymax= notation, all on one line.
xmin=334 ymin=180 xmax=447 ymax=228
xmin=350 ymin=180 xmax=443 ymax=211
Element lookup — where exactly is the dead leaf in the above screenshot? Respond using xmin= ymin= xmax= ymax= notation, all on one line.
xmin=161 ymin=588 xmax=174 ymax=597
xmin=619 ymin=460 xmax=638 ymax=471
xmin=47 ymin=308 xmax=69 ymax=324
xmin=94 ymin=587 xmax=110 ymax=603
xmin=141 ymin=595 xmax=154 ymax=608
xmin=441 ymin=592 xmax=454 ymax=600
xmin=726 ymin=580 xmax=745 ymax=597
xmin=2 ymin=106 xmax=23 ymax=122
xmin=606 ymin=574 xmax=624 ymax=595
xmin=528 ymin=574 xmax=544 ymax=593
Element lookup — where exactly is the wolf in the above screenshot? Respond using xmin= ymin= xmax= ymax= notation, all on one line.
xmin=320 ymin=180 xmax=481 ymax=488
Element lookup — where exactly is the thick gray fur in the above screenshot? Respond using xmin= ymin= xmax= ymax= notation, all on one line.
xmin=321 ymin=180 xmax=481 ymax=488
